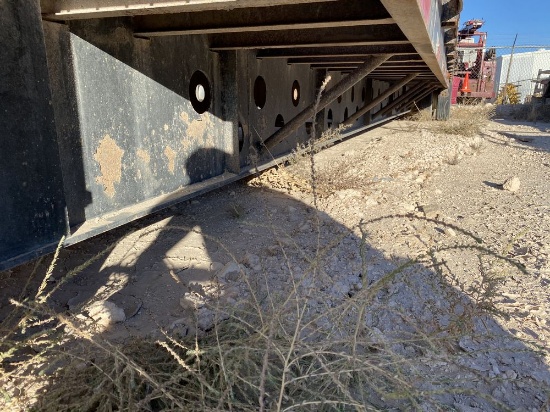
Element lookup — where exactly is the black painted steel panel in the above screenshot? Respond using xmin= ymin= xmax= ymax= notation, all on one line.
xmin=0 ymin=0 xmax=67 ymax=270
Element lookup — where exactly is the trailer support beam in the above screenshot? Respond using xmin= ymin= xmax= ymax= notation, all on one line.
xmin=263 ymin=54 xmax=391 ymax=150
xmin=400 ymin=86 xmax=439 ymax=112
xmin=344 ymin=72 xmax=418 ymax=125
xmin=372 ymin=81 xmax=427 ymax=119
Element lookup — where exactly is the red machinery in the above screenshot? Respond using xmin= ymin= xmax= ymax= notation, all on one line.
xmin=451 ymin=19 xmax=497 ymax=103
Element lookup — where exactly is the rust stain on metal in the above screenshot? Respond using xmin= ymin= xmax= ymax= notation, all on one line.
xmin=164 ymin=145 xmax=176 ymax=174
xmin=136 ymin=148 xmax=151 ymax=164
xmin=94 ymin=134 xmax=124 ymax=198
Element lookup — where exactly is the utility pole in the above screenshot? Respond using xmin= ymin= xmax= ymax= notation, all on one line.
xmin=502 ymin=33 xmax=518 ymax=104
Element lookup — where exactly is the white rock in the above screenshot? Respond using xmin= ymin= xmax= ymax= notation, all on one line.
xmin=364 ymin=197 xmax=379 ymax=207
xmin=502 ymin=176 xmax=520 ymax=192
xmin=86 ymin=301 xmax=126 ymax=327
xmin=445 ymin=228 xmax=457 ymax=237
xmin=180 ymin=292 xmax=204 ymax=310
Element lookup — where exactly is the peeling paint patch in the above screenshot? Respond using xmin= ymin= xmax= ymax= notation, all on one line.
xmin=181 ymin=137 xmax=193 ymax=153
xmin=136 ymin=148 xmax=151 ymax=164
xmin=164 ymin=145 xmax=176 ymax=174
xmin=180 ymin=111 xmax=209 ymax=141
xmin=94 ymin=134 xmax=124 ymax=198
xmin=189 ymin=117 xmax=209 ymax=141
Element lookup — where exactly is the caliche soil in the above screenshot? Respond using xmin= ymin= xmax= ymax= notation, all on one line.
xmin=1 ymin=110 xmax=550 ymax=411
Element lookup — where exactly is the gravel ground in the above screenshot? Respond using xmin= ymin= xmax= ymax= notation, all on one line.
xmin=1 ymin=112 xmax=549 ymax=411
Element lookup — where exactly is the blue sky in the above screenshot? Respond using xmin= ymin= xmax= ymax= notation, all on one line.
xmin=460 ymin=0 xmax=550 ymax=47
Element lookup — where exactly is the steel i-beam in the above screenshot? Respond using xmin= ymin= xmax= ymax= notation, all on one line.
xmin=372 ymin=81 xmax=427 ymax=119
xmin=263 ymin=54 xmax=391 ymax=150
xmin=401 ymin=86 xmax=439 ymax=111
xmin=344 ymin=72 xmax=418 ymax=125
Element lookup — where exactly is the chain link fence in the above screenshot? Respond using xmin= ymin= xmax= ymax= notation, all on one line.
xmin=452 ymin=45 xmax=550 ymax=106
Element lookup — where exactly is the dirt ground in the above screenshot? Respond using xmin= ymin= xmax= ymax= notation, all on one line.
xmin=1 ymin=110 xmax=550 ymax=411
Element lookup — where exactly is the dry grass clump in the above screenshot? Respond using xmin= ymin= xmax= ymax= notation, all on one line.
xmin=409 ymin=103 xmax=495 ymax=136
xmin=435 ymin=104 xmax=495 ymax=136
xmin=408 ymin=107 xmax=434 ymax=122
xmin=287 ymin=124 xmax=351 ymax=164
xmin=1 ymin=215 xmax=537 ymax=411
xmin=256 ymin=124 xmax=362 ymax=197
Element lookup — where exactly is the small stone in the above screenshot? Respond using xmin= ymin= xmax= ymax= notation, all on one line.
xmin=445 ymin=227 xmax=457 ymax=237
xmin=242 ymin=252 xmax=261 ymax=271
xmin=489 ymin=358 xmax=501 ymax=375
xmin=419 ymin=204 xmax=440 ymax=219
xmin=217 ymin=261 xmax=241 ymax=282
xmin=299 ymin=222 xmax=311 ymax=232
xmin=197 ymin=308 xmax=215 ymax=330
xmin=502 ymin=176 xmax=520 ymax=192
xmin=364 ymin=197 xmax=379 ymax=207
xmin=210 ymin=261 xmax=224 ymax=272
xmin=222 ymin=286 xmax=240 ymax=301
xmin=287 ymin=206 xmax=301 ymax=222
xmin=86 ymin=301 xmax=126 ymax=327
xmin=180 ymin=292 xmax=204 ymax=310
xmin=331 ymin=281 xmax=350 ymax=296
xmin=67 ymin=294 xmax=82 ymax=310
xmin=504 ymin=369 xmax=517 ymax=380
xmin=278 ymin=237 xmax=294 ymax=247
xmin=169 ymin=318 xmax=189 ymax=330
xmin=458 ymin=336 xmax=477 ymax=352
xmin=368 ymin=327 xmax=386 ymax=346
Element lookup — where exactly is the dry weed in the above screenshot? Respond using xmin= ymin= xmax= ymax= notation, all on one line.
xmin=411 ymin=103 xmax=495 ymax=137
xmin=437 ymin=104 xmax=495 ymax=136
xmin=0 ymin=215 xmax=534 ymax=411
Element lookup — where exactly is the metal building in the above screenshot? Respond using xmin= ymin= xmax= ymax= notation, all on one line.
xmin=0 ymin=0 xmax=461 ymax=269
xmin=495 ymin=49 xmax=550 ymax=103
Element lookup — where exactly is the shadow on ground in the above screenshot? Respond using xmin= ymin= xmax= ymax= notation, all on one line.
xmin=1 ymin=149 xmax=549 ymax=411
